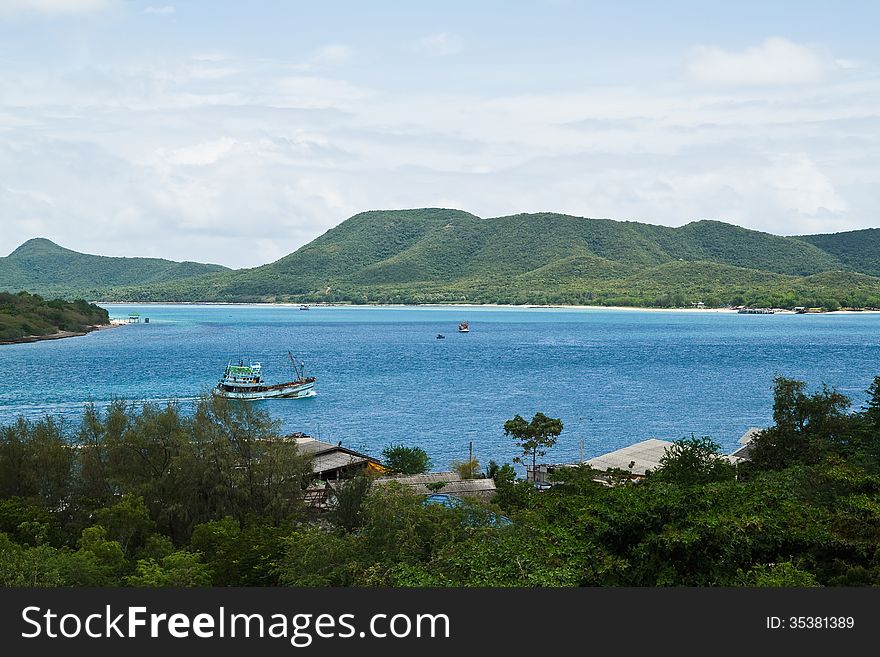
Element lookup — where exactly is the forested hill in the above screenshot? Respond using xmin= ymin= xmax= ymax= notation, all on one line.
xmin=0 ymin=291 xmax=109 ymax=342
xmin=6 ymin=211 xmax=880 ymax=309
xmin=111 ymin=209 xmax=880 ymax=309
xmin=0 ymin=238 xmax=229 ymax=299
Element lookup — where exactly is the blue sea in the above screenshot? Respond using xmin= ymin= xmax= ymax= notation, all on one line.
xmin=2 ymin=304 xmax=879 ymax=470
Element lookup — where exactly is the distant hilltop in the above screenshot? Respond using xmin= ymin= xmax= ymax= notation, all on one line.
xmin=3 ymin=209 xmax=880 ymax=309
xmin=0 ymin=237 xmax=229 ymax=300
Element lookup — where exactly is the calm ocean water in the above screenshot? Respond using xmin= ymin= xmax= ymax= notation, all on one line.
xmin=2 ymin=304 xmax=879 ymax=470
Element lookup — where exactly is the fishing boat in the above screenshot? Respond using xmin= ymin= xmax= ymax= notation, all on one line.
xmin=212 ymin=351 xmax=316 ymax=400
xmin=458 ymin=321 xmax=469 ymax=333
xmin=436 ymin=333 xmax=445 ymax=339
xmin=299 ymin=304 xmax=310 ymax=311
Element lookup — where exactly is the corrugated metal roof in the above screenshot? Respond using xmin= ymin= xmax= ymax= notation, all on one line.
xmin=290 ymin=436 xmax=384 ymax=475
xmin=292 ymin=436 xmax=341 ymax=455
xmin=739 ymin=427 xmax=763 ymax=445
xmin=376 ymin=472 xmax=462 ymax=486
xmin=375 ymin=472 xmax=497 ymax=500
xmin=586 ymin=438 xmax=673 ymax=476
xmin=311 ymin=451 xmax=370 ymax=473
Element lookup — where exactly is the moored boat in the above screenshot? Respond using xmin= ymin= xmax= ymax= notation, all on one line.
xmin=212 ymin=352 xmax=316 ymax=400
xmin=458 ymin=321 xmax=469 ymax=332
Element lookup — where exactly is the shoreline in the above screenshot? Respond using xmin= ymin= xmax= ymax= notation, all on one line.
xmin=93 ymin=300 xmax=880 ymax=315
xmin=0 ymin=323 xmax=118 ymax=346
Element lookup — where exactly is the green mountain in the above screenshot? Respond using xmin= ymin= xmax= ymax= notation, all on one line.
xmin=6 ymin=211 xmax=880 ymax=309
xmin=0 ymin=238 xmax=229 ymax=299
xmin=796 ymin=229 xmax=880 ymax=278
xmin=117 ymin=209 xmax=879 ymax=309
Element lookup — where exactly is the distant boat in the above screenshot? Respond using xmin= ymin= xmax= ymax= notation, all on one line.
xmin=436 ymin=333 xmax=445 ymax=339
xmin=299 ymin=305 xmax=310 ymax=310
xmin=458 ymin=321 xmax=469 ymax=333
xmin=212 ymin=351 xmax=316 ymax=400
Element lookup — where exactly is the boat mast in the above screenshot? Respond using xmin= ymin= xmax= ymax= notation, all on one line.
xmin=288 ymin=351 xmax=303 ymax=380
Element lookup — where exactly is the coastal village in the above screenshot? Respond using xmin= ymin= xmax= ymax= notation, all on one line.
xmin=293 ymin=427 xmax=763 ymax=511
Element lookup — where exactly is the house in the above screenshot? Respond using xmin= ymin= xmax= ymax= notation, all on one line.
xmin=528 ymin=438 xmax=674 ymax=485
xmin=289 ymin=434 xmax=386 ymax=481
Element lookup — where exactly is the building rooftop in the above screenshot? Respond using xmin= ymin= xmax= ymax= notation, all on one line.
xmin=585 ymin=438 xmax=674 ymax=476
xmin=375 ymin=471 xmax=497 ymax=500
xmin=288 ymin=434 xmax=385 ymax=477
xmin=738 ymin=427 xmax=763 ymax=445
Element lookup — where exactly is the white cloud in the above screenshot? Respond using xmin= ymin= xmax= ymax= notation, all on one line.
xmin=416 ymin=32 xmax=464 ymax=56
xmin=143 ymin=5 xmax=175 ymax=15
xmin=0 ymin=0 xmax=114 ymax=17
xmin=0 ymin=33 xmax=877 ymax=267
xmin=275 ymin=76 xmax=372 ymax=109
xmin=685 ymin=37 xmax=833 ymax=87
xmin=763 ymin=154 xmax=847 ymax=216
xmin=310 ymin=44 xmax=353 ymax=66
xmin=287 ymin=44 xmax=355 ymax=72
xmin=158 ymin=137 xmax=238 ymax=166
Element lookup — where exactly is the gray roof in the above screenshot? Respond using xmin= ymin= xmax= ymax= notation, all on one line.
xmin=290 ymin=435 xmax=383 ymax=476
xmin=739 ymin=427 xmax=763 ymax=445
xmin=375 ymin=471 xmax=497 ymax=500
xmin=376 ymin=472 xmax=463 ymax=486
xmin=311 ymin=450 xmax=371 ymax=473
xmin=725 ymin=427 xmax=763 ymax=464
xmin=585 ymin=438 xmax=673 ymax=476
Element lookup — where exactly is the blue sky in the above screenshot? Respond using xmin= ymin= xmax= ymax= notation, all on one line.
xmin=1 ymin=0 xmax=878 ymax=267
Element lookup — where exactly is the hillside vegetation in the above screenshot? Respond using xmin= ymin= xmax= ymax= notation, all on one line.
xmin=5 ymin=210 xmax=880 ymax=309
xmin=0 ymin=292 xmax=109 ymax=342
xmin=2 ymin=376 xmax=880 ymax=586
xmin=0 ymin=238 xmax=228 ymax=299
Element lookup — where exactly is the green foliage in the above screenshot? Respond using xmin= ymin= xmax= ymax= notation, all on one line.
xmin=654 ymin=436 xmax=736 ymax=486
xmin=76 ymin=209 xmax=880 ymax=309
xmin=746 ymin=377 xmax=852 ymax=471
xmin=381 ymin=444 xmax=432 ymax=475
xmin=504 ymin=412 xmax=563 ymax=472
xmin=75 ymin=525 xmax=128 ymax=585
xmin=3 ymin=372 xmax=880 ymax=587
xmin=93 ymin=495 xmax=156 ymax=556
xmin=451 ymin=457 xmax=480 ymax=479
xmin=127 ymin=551 xmax=212 ymax=587
xmin=737 ymin=561 xmax=821 ymax=587
xmin=0 ymin=238 xmax=228 ymax=300
xmin=0 ymin=291 xmax=108 ymax=340
xmin=331 ymin=475 xmax=373 ymax=533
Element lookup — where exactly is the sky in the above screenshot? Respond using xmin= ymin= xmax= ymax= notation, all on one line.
xmin=0 ymin=0 xmax=878 ymax=268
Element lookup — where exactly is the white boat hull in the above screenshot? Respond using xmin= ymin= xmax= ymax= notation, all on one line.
xmin=212 ymin=379 xmax=316 ymax=400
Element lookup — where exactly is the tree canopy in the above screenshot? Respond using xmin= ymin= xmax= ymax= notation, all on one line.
xmin=504 ymin=412 xmax=563 ymax=474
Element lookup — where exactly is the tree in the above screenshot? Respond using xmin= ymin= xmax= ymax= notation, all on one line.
xmin=127 ymin=551 xmax=212 ymax=587
xmin=864 ymin=375 xmax=880 ymax=429
xmin=93 ymin=495 xmax=155 ymax=556
xmin=748 ymin=377 xmax=852 ymax=470
xmin=451 ymin=457 xmax=480 ymax=480
xmin=654 ymin=435 xmax=736 ymax=485
xmin=503 ymin=412 xmax=563 ymax=475
xmin=331 ymin=475 xmax=373 ymax=532
xmin=381 ymin=444 xmax=432 ymax=475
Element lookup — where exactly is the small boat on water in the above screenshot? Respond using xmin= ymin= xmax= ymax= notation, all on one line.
xmin=436 ymin=334 xmax=445 ymax=339
xmin=212 ymin=351 xmax=316 ymax=400
xmin=299 ymin=305 xmax=310 ymax=311
xmin=458 ymin=321 xmax=469 ymax=333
